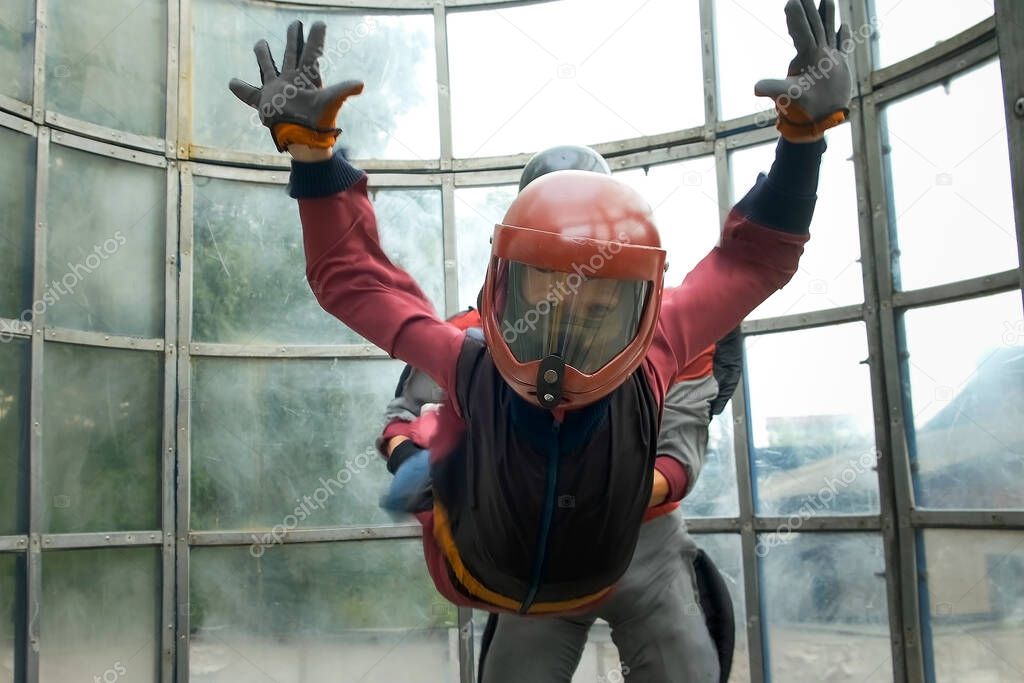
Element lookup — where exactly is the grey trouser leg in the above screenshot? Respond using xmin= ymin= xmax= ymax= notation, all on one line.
xmin=480 ymin=510 xmax=719 ymax=683
xmin=598 ymin=510 xmax=720 ymax=683
xmin=481 ymin=611 xmax=596 ymax=683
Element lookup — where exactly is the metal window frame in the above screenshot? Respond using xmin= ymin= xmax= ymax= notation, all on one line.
xmin=0 ymin=1 xmax=1020 ymax=682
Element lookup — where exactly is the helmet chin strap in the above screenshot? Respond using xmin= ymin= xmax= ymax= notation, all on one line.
xmin=536 ymin=354 xmax=565 ymax=409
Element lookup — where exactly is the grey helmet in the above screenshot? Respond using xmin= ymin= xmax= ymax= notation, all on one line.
xmin=518 ymin=144 xmax=611 ymax=191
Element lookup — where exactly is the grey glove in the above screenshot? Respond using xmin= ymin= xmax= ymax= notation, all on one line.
xmin=754 ymin=0 xmax=853 ymax=139
xmin=229 ymin=20 xmax=364 ymax=152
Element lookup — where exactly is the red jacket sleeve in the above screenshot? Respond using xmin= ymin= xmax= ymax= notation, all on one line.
xmin=647 ymin=137 xmax=823 ymax=387
xmin=294 ymin=163 xmax=464 ymax=398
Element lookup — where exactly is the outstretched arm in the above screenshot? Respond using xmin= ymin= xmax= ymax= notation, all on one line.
xmin=653 ymin=0 xmax=852 ymax=376
xmin=229 ymin=21 xmax=463 ymax=394
xmin=292 ymin=154 xmax=464 ymax=392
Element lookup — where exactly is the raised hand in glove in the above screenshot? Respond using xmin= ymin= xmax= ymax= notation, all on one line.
xmin=754 ymin=0 xmax=853 ymax=142
xmin=229 ymin=20 xmax=364 ymax=153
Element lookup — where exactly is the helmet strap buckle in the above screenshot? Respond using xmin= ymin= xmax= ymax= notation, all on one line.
xmin=537 ymin=355 xmax=565 ymax=409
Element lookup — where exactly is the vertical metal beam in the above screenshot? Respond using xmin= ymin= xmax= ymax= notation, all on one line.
xmin=441 ymin=174 xmax=459 ymax=319
xmin=161 ymin=163 xmax=180 ymax=683
xmin=176 ymin=0 xmax=193 ymax=161
xmin=31 ymin=0 xmax=47 ymax=126
xmin=433 ymin=3 xmax=454 ymax=168
xmin=994 ymin=0 xmax=1024 ymax=299
xmin=845 ymin=0 xmax=910 ymax=678
xmin=699 ymin=0 xmax=720 ymax=141
xmin=847 ymin=93 xmax=909 ymax=683
xmin=860 ymin=89 xmax=927 ymax=682
xmin=174 ymin=164 xmax=195 ymax=683
xmin=25 ymin=124 xmax=51 ymax=683
xmin=165 ymin=0 xmax=180 ymax=160
xmin=457 ymin=606 xmax=475 ymax=683
xmin=730 ymin=377 xmax=765 ymax=683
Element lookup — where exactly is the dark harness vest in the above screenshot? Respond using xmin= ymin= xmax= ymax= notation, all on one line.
xmin=433 ymin=335 xmax=661 ymax=612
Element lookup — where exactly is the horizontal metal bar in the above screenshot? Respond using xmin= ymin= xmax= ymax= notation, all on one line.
xmin=452 ymin=168 xmax=522 ymax=187
xmin=909 ymin=509 xmax=1024 ymax=530
xmin=684 ymin=517 xmax=741 ymax=533
xmin=187 ymin=143 xmax=444 ymax=173
xmin=451 ymin=126 xmax=709 ymax=173
xmin=868 ymin=38 xmax=999 ymax=107
xmin=870 ymin=16 xmax=996 ymax=91
xmin=603 ymin=139 xmax=716 ymax=172
xmin=0 ymin=93 xmax=32 ymax=120
xmin=0 ymin=108 xmax=36 ymax=136
xmin=49 ymin=129 xmax=168 ymax=168
xmin=40 ymin=530 xmax=164 ymax=550
xmin=44 ymin=110 xmax=167 ymax=154
xmin=0 ymin=317 xmax=32 ymax=339
xmin=188 ymin=162 xmax=290 ymax=184
xmin=753 ymin=515 xmax=883 ymax=532
xmin=723 ymin=122 xmax=780 ymax=150
xmin=716 ymin=108 xmax=778 ymax=136
xmin=369 ymin=172 xmax=445 ymax=187
xmin=188 ymin=342 xmax=390 ymax=358
xmin=189 ymin=524 xmax=423 ymax=546
xmin=0 ymin=536 xmax=28 ymax=552
xmin=891 ymin=269 xmax=1021 ymax=309
xmin=43 ymin=326 xmax=165 ymax=352
xmin=741 ymin=304 xmax=865 ymax=335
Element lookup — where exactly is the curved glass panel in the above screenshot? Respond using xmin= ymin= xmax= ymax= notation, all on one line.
xmin=41 ymin=344 xmax=162 ymax=534
xmin=40 ymin=548 xmax=159 ymax=683
xmin=746 ymin=323 xmax=879 ymax=517
xmin=45 ymin=0 xmax=166 ymax=138
xmin=714 ymin=0 xmax=798 ymax=122
xmin=192 ymin=178 xmax=443 ymax=345
xmin=872 ymin=0 xmax=994 ymax=68
xmin=192 ymin=0 xmax=438 ymax=160
xmin=189 ymin=540 xmax=456 ymax=682
xmin=759 ymin=533 xmax=892 ymax=682
xmin=683 ymin=399 xmax=739 ymax=519
xmin=0 ymin=0 xmax=34 ymax=104
xmin=448 ymin=0 xmax=704 ymax=157
xmin=46 ymin=145 xmax=165 ymax=339
xmin=885 ymin=60 xmax=1016 ymax=291
xmin=0 ymin=126 xmax=35 ymax=322
xmin=0 ymin=339 xmax=30 ymax=536
xmin=904 ymin=290 xmax=1024 ymax=509
xmin=693 ymin=533 xmax=747 ymax=679
xmin=731 ymin=126 xmax=863 ymax=319
xmin=454 ymin=185 xmax=516 ymax=311
xmin=614 ymin=155 xmax=720 ymax=288
xmin=0 ymin=554 xmax=21 ymax=683
xmin=920 ymin=529 xmax=1024 ymax=682
xmin=190 ymin=357 xmax=405 ymax=531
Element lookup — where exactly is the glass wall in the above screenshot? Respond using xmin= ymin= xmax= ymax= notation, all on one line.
xmin=0 ymin=1 xmax=1020 ymax=682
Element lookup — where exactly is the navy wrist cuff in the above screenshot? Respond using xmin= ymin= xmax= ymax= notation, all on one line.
xmin=387 ymin=440 xmax=423 ymax=475
xmin=734 ymin=137 xmax=826 ymax=235
xmin=287 ymin=149 xmax=365 ymax=199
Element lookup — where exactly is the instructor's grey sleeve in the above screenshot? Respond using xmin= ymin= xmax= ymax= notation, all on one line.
xmin=382 ymin=366 xmax=443 ymax=426
xmin=658 ymin=374 xmax=719 ymax=496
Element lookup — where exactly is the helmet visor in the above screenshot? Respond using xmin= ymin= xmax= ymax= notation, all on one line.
xmin=499 ymin=262 xmax=650 ymax=375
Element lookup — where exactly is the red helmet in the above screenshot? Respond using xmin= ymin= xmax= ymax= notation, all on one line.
xmin=481 ymin=170 xmax=666 ymax=410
